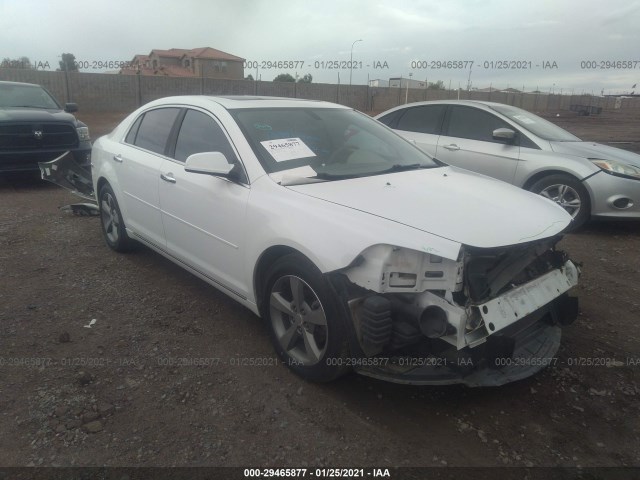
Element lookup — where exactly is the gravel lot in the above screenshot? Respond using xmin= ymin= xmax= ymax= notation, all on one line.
xmin=0 ymin=109 xmax=639 ymax=473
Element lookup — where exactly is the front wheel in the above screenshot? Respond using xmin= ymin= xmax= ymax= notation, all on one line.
xmin=529 ymin=174 xmax=591 ymax=231
xmin=264 ymin=254 xmax=350 ymax=382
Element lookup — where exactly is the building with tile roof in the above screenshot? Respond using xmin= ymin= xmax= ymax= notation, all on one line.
xmin=122 ymin=47 xmax=244 ymax=79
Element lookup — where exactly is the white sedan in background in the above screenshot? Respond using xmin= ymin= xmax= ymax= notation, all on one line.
xmin=92 ymin=96 xmax=579 ymax=386
xmin=376 ymin=100 xmax=640 ymax=230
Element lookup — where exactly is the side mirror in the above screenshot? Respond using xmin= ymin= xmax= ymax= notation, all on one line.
xmin=64 ymin=103 xmax=78 ymax=113
xmin=185 ymin=152 xmax=234 ymax=177
xmin=492 ymin=128 xmax=516 ymax=143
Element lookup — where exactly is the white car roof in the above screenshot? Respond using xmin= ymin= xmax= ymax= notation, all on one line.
xmin=145 ymin=95 xmax=350 ymax=111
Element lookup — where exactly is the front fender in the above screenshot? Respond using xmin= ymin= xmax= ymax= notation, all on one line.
xmin=515 ymin=149 xmax=600 ymax=188
xmin=243 ymin=176 xmax=462 ymax=298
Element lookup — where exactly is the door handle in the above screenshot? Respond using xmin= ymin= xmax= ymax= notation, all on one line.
xmin=160 ymin=173 xmax=176 ymax=183
xmin=112 ymin=154 xmax=123 ymax=163
xmin=442 ymin=144 xmax=460 ymax=151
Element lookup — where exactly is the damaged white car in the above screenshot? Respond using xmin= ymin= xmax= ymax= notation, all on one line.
xmin=90 ymin=96 xmax=579 ymax=386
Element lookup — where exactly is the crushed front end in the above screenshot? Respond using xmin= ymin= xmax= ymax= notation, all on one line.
xmin=330 ymin=237 xmax=579 ymax=386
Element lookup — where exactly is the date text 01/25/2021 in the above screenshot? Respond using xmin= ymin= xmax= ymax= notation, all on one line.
xmin=409 ymin=60 xmax=559 ymax=70
xmin=243 ymin=468 xmax=391 ymax=478
xmin=243 ymin=60 xmax=389 ymax=70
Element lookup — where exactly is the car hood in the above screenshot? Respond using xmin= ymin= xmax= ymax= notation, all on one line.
xmin=0 ymin=107 xmax=77 ymax=124
xmin=550 ymin=141 xmax=640 ymax=167
xmin=286 ymin=166 xmax=571 ymax=248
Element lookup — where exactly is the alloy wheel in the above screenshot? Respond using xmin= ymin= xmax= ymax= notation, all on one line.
xmin=269 ymin=275 xmax=328 ymax=365
xmin=101 ymin=193 xmax=120 ymax=244
xmin=539 ymin=183 xmax=581 ymax=218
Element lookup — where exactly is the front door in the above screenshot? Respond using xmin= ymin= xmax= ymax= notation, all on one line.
xmin=436 ymin=105 xmax=520 ymax=184
xmin=158 ymin=109 xmax=251 ymax=298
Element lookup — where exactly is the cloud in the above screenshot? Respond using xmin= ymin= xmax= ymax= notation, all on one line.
xmin=0 ymin=0 xmax=638 ymax=91
xmin=600 ymin=2 xmax=640 ymax=26
xmin=523 ymin=19 xmax=561 ymax=28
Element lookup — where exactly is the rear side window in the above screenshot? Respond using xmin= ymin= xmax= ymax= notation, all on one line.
xmin=377 ymin=110 xmax=402 ymax=127
xmin=446 ymin=106 xmax=510 ymax=143
xmin=124 ymin=115 xmax=143 ymax=144
xmin=396 ymin=105 xmax=446 ymax=134
xmin=174 ymin=109 xmax=238 ymax=163
xmin=132 ymin=108 xmax=180 ymax=155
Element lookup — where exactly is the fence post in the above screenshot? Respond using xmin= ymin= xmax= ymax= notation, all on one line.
xmin=63 ymin=69 xmax=71 ymax=103
xmin=367 ymin=82 xmax=370 ymax=111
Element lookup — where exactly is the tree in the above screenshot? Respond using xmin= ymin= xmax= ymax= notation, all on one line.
xmin=297 ymin=73 xmax=312 ymax=83
xmin=58 ymin=53 xmax=78 ymax=71
xmin=427 ymin=80 xmax=445 ymax=90
xmin=245 ymin=74 xmax=254 ymax=81
xmin=273 ymin=73 xmax=295 ymax=82
xmin=1 ymin=56 xmax=32 ymax=69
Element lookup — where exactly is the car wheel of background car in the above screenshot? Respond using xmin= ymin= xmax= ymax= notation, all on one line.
xmin=529 ymin=174 xmax=591 ymax=230
xmin=98 ymin=183 xmax=136 ymax=252
xmin=264 ymin=253 xmax=350 ymax=382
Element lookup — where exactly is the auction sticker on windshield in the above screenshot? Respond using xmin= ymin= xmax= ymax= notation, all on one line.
xmin=260 ymin=138 xmax=316 ymax=162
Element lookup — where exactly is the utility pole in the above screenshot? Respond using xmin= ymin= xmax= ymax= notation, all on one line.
xmin=349 ymin=39 xmax=362 ymax=86
xmin=405 ymin=73 xmax=412 ymax=103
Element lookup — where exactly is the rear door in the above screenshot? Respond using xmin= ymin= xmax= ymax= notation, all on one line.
xmin=116 ymin=107 xmax=181 ymax=247
xmin=436 ymin=105 xmax=520 ymax=184
xmin=158 ymin=108 xmax=251 ymax=298
xmin=390 ymin=104 xmax=446 ymax=157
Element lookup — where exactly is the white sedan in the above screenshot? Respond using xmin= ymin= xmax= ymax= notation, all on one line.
xmin=92 ymin=96 xmax=580 ymax=386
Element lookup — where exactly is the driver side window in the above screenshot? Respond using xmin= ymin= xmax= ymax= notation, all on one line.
xmin=174 ymin=110 xmax=235 ymax=162
xmin=446 ymin=106 xmax=511 ymax=143
xmin=174 ymin=109 xmax=247 ymax=183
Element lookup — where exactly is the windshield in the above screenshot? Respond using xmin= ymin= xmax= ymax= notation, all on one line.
xmin=231 ymin=107 xmax=439 ymax=181
xmin=489 ymin=104 xmax=580 ymax=142
xmin=0 ymin=83 xmax=60 ymax=109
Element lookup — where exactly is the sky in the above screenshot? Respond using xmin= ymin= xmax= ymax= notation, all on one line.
xmin=2 ymin=0 xmax=640 ymax=94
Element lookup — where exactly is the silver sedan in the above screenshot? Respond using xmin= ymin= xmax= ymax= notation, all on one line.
xmin=376 ymin=100 xmax=640 ymax=229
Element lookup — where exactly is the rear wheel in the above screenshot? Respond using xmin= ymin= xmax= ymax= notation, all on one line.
xmin=98 ymin=183 xmax=136 ymax=252
xmin=263 ymin=254 xmax=350 ymax=382
xmin=529 ymin=174 xmax=590 ymax=230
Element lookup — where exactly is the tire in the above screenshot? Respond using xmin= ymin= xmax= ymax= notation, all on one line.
xmin=98 ymin=183 xmax=136 ymax=252
xmin=529 ymin=174 xmax=591 ymax=231
xmin=263 ymin=253 xmax=350 ymax=382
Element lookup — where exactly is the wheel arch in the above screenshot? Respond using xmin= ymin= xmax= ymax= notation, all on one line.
xmin=96 ymin=176 xmax=132 ymax=228
xmin=253 ymin=245 xmax=308 ymax=317
xmin=96 ymin=179 xmax=136 ymax=252
xmin=252 ymin=245 xmax=365 ymax=361
xmin=523 ymin=169 xmax=594 ymax=205
xmin=96 ymin=176 xmax=110 ymax=196
xmin=523 ymin=169 xmax=593 ymax=229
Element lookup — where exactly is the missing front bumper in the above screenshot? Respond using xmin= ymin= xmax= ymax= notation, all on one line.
xmin=355 ymin=310 xmax=565 ymax=387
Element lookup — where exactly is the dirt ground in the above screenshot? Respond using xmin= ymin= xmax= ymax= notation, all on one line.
xmin=0 ymin=109 xmax=639 ymax=475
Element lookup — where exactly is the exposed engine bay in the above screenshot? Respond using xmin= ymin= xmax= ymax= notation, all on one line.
xmin=331 ymin=237 xmax=579 ymax=386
